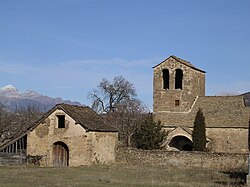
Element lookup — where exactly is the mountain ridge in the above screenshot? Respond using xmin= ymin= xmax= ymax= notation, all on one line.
xmin=0 ymin=85 xmax=82 ymax=112
xmin=241 ymin=92 xmax=250 ymax=107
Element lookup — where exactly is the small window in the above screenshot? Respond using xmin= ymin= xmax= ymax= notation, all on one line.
xmin=175 ymin=100 xmax=180 ymax=106
xmin=57 ymin=115 xmax=65 ymax=128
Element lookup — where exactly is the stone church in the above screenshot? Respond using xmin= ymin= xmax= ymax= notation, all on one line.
xmin=153 ymin=55 xmax=250 ymax=153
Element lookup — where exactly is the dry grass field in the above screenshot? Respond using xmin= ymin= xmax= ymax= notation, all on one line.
xmin=0 ymin=164 xmax=244 ymax=187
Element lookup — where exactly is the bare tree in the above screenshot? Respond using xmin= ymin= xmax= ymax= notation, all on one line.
xmin=89 ymin=76 xmax=148 ymax=147
xmin=0 ymin=103 xmax=11 ymax=132
xmin=0 ymin=104 xmax=43 ymax=134
xmin=106 ymin=98 xmax=148 ymax=146
xmin=14 ymin=104 xmax=43 ymax=125
xmin=88 ymin=76 xmax=136 ymax=113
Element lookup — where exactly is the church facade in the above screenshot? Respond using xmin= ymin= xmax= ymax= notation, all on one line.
xmin=153 ymin=55 xmax=249 ymax=153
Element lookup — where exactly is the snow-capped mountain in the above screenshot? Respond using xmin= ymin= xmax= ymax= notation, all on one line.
xmin=0 ymin=85 xmax=20 ymax=98
xmin=0 ymin=85 xmax=82 ymax=111
xmin=21 ymin=90 xmax=42 ymax=98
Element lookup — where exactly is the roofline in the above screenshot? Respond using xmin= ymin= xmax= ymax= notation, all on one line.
xmin=30 ymin=104 xmax=118 ymax=132
xmin=153 ymin=55 xmax=206 ymax=73
xmin=87 ymin=129 xmax=118 ymax=132
xmin=167 ymin=126 xmax=192 ymax=136
xmin=29 ymin=104 xmax=59 ymax=131
xmin=29 ymin=104 xmax=92 ymax=132
xmin=163 ymin=125 xmax=249 ymax=129
xmin=199 ymin=95 xmax=244 ymax=98
xmin=0 ymin=133 xmax=27 ymax=152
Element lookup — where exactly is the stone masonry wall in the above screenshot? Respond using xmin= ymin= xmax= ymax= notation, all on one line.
xmin=90 ymin=131 xmax=118 ymax=164
xmin=116 ymin=148 xmax=248 ymax=173
xmin=153 ymin=57 xmax=205 ymax=113
xmin=206 ymin=128 xmax=249 ymax=153
xmin=162 ymin=127 xmax=249 ymax=153
xmin=27 ymin=109 xmax=118 ymax=167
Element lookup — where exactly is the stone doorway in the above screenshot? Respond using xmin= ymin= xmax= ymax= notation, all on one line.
xmin=52 ymin=141 xmax=69 ymax=167
xmin=169 ymin=136 xmax=193 ymax=151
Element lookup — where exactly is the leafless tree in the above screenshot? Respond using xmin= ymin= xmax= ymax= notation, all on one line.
xmin=14 ymin=104 xmax=43 ymax=125
xmin=89 ymin=76 xmax=149 ymax=147
xmin=88 ymin=76 xmax=136 ymax=113
xmin=0 ymin=104 xmax=43 ymax=135
xmin=0 ymin=103 xmax=11 ymax=132
xmin=0 ymin=104 xmax=44 ymax=146
xmin=106 ymin=98 xmax=148 ymax=146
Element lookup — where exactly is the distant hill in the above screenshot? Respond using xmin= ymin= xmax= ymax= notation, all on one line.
xmin=241 ymin=92 xmax=250 ymax=107
xmin=0 ymin=85 xmax=82 ymax=112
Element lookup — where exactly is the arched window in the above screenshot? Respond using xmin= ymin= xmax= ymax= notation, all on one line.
xmin=162 ymin=69 xmax=169 ymax=89
xmin=175 ymin=69 xmax=183 ymax=90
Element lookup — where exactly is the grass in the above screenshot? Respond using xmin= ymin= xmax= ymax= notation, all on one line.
xmin=0 ymin=164 xmax=244 ymax=187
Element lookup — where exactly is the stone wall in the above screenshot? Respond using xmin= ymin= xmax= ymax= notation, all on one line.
xmin=89 ymin=131 xmax=118 ymax=164
xmin=116 ymin=148 xmax=249 ymax=173
xmin=153 ymin=56 xmax=205 ymax=113
xmin=162 ymin=127 xmax=249 ymax=153
xmin=206 ymin=128 xmax=248 ymax=153
xmin=0 ymin=152 xmax=26 ymax=165
xmin=155 ymin=96 xmax=249 ymax=128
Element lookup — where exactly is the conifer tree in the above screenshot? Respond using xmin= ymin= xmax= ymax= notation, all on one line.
xmin=192 ymin=108 xmax=206 ymax=151
xmin=133 ymin=115 xmax=166 ymax=150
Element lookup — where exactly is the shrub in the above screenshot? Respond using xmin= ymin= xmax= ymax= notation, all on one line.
xmin=133 ymin=116 xmax=166 ymax=150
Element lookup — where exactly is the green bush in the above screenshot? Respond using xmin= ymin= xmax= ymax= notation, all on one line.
xmin=133 ymin=116 xmax=166 ymax=150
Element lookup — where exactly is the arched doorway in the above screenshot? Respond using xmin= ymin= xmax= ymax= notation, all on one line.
xmin=52 ymin=141 xmax=69 ymax=167
xmin=169 ymin=136 xmax=193 ymax=151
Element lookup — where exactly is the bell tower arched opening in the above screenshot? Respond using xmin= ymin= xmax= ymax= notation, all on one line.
xmin=162 ymin=69 xmax=169 ymax=89
xmin=175 ymin=69 xmax=183 ymax=90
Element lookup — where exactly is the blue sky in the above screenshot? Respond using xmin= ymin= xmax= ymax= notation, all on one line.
xmin=0 ymin=0 xmax=250 ymax=109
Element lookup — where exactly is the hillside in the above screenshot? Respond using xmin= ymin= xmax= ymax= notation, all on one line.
xmin=241 ymin=92 xmax=250 ymax=107
xmin=0 ymin=85 xmax=82 ymax=111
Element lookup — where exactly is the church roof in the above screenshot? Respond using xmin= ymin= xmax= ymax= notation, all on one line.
xmin=153 ymin=55 xmax=206 ymax=73
xmin=193 ymin=96 xmax=249 ymax=128
xmin=31 ymin=103 xmax=117 ymax=132
xmin=158 ymin=96 xmax=249 ymax=128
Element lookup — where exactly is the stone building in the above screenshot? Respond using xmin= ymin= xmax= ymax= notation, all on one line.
xmin=0 ymin=104 xmax=118 ymax=167
xmin=153 ymin=55 xmax=249 ymax=153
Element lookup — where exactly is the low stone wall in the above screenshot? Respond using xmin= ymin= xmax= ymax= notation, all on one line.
xmin=116 ymin=148 xmax=249 ymax=173
xmin=0 ymin=152 xmax=26 ymax=165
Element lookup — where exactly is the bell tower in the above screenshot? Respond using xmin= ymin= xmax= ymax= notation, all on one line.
xmin=153 ymin=56 xmax=205 ymax=113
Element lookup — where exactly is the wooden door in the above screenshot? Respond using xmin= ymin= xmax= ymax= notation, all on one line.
xmin=53 ymin=142 xmax=69 ymax=167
